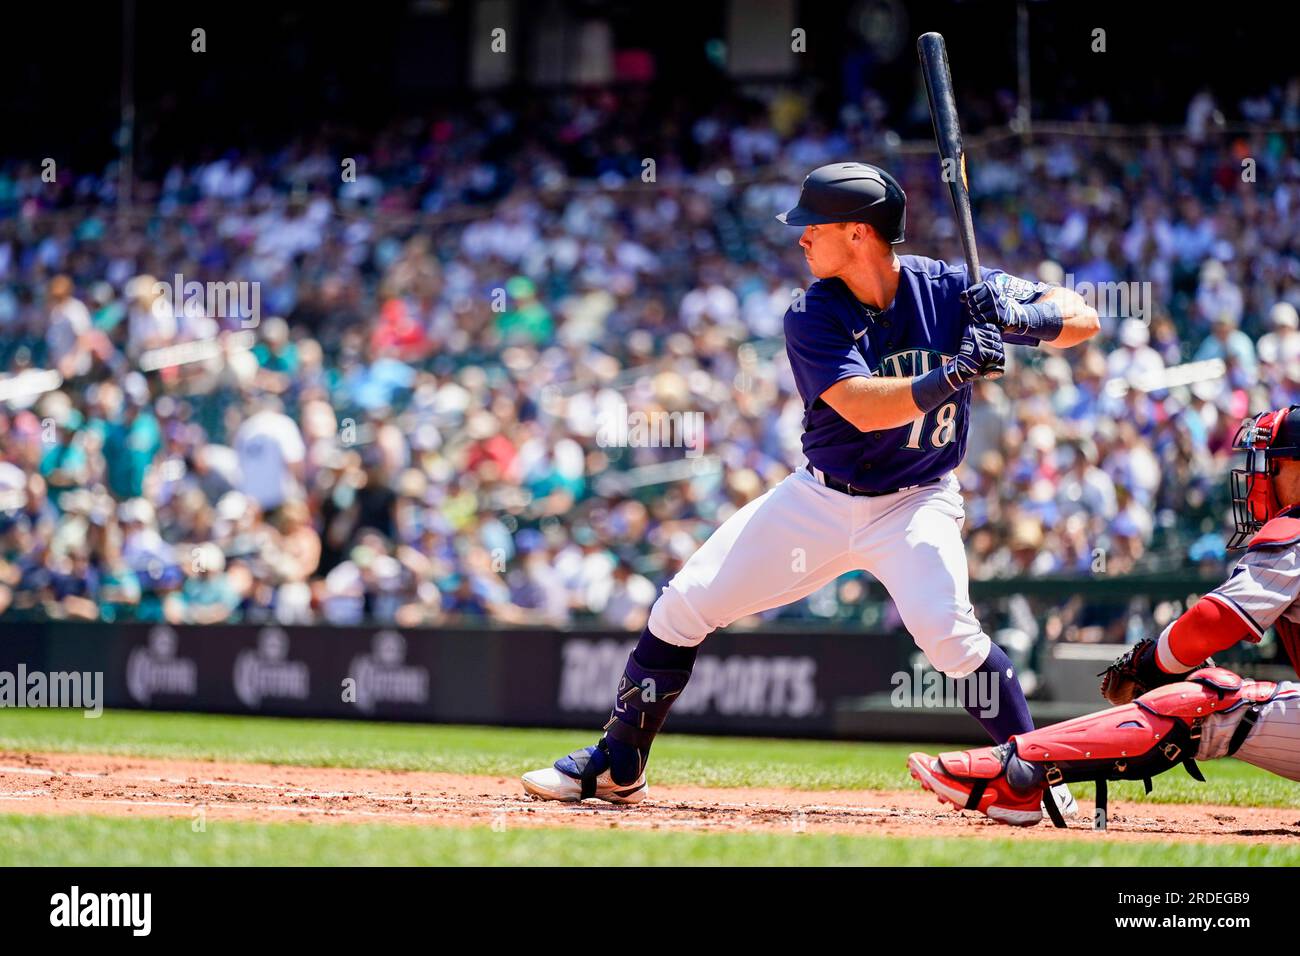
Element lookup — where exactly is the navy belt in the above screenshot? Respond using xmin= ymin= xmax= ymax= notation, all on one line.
xmin=807 ymin=465 xmax=940 ymax=498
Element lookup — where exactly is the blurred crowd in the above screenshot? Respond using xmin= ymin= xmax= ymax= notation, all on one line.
xmin=1 ymin=81 xmax=1300 ymax=635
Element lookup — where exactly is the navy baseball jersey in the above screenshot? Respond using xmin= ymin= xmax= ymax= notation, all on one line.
xmin=784 ymin=255 xmax=1044 ymax=492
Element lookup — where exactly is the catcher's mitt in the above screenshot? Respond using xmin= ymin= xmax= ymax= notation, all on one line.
xmin=1098 ymin=636 xmax=1211 ymax=705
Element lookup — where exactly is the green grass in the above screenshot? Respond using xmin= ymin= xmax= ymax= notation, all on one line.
xmin=1 ymin=813 xmax=1296 ymax=866
xmin=1 ymin=707 xmax=1297 ymax=809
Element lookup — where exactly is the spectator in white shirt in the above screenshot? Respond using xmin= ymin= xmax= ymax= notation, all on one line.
xmin=233 ymin=395 xmax=306 ymax=512
xmin=1257 ymin=302 xmax=1300 ymax=374
xmin=45 ymin=275 xmax=93 ymax=379
xmin=600 ymin=562 xmax=656 ymax=631
xmin=126 ymin=274 xmax=178 ymax=359
xmin=1106 ymin=318 xmax=1165 ymax=387
xmin=1195 ymin=259 xmax=1243 ymax=328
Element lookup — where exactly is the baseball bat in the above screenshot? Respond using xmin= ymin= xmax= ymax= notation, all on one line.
xmin=918 ymin=32 xmax=980 ymax=279
xmin=917 ymin=32 xmax=1036 ymax=354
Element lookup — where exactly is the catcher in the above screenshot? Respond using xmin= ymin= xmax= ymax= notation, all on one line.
xmin=908 ymin=405 xmax=1300 ymax=826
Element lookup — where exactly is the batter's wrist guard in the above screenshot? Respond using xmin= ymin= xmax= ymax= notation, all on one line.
xmin=911 ymin=363 xmax=963 ymax=413
xmin=1004 ymin=300 xmax=1063 ymax=342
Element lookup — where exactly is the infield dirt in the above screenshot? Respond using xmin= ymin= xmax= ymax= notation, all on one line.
xmin=1 ymin=750 xmax=1297 ymax=844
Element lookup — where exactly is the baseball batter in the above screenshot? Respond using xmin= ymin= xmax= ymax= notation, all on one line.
xmin=522 ymin=162 xmax=1100 ymax=807
xmin=910 ymin=406 xmax=1300 ymax=826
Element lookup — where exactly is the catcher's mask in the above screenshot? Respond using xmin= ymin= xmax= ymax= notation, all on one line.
xmin=1229 ymin=406 xmax=1300 ymax=549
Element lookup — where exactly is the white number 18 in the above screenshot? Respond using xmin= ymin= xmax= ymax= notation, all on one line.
xmin=904 ymin=401 xmax=958 ymax=450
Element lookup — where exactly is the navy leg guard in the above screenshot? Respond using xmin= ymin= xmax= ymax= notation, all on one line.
xmin=601 ymin=640 xmax=694 ymax=784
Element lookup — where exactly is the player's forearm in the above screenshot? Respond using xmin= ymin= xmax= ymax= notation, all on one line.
xmin=820 ymin=374 xmax=929 ymax=432
xmin=1155 ymin=594 xmax=1254 ymax=672
xmin=1036 ymin=287 xmax=1100 ymax=348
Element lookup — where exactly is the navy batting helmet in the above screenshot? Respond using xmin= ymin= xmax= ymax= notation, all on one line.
xmin=776 ymin=162 xmax=906 ymax=243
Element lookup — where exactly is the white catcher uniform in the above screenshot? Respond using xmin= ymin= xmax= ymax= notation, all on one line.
xmin=1160 ymin=509 xmax=1300 ymax=780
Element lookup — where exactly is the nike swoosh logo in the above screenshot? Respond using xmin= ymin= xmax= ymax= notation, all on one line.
xmin=853 ymin=327 xmax=868 ymax=340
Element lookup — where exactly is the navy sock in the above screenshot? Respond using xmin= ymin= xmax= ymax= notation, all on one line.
xmin=960 ymin=643 xmax=1034 ymax=744
xmin=604 ymin=627 xmax=698 ymax=783
xmin=631 ymin=626 xmax=699 ymax=671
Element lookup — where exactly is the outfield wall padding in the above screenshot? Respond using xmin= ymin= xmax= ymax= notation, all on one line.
xmin=0 ymin=622 xmax=1280 ymax=742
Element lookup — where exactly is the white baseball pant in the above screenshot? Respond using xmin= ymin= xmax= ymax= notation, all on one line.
xmin=1196 ymin=682 xmax=1300 ymax=780
xmin=647 ymin=467 xmax=991 ymax=677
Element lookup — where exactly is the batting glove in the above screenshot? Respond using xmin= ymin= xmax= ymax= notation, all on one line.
xmin=911 ymin=319 xmax=1005 ymax=413
xmin=960 ymin=280 xmax=1063 ymax=342
xmin=946 ymin=320 xmax=1005 ymax=384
